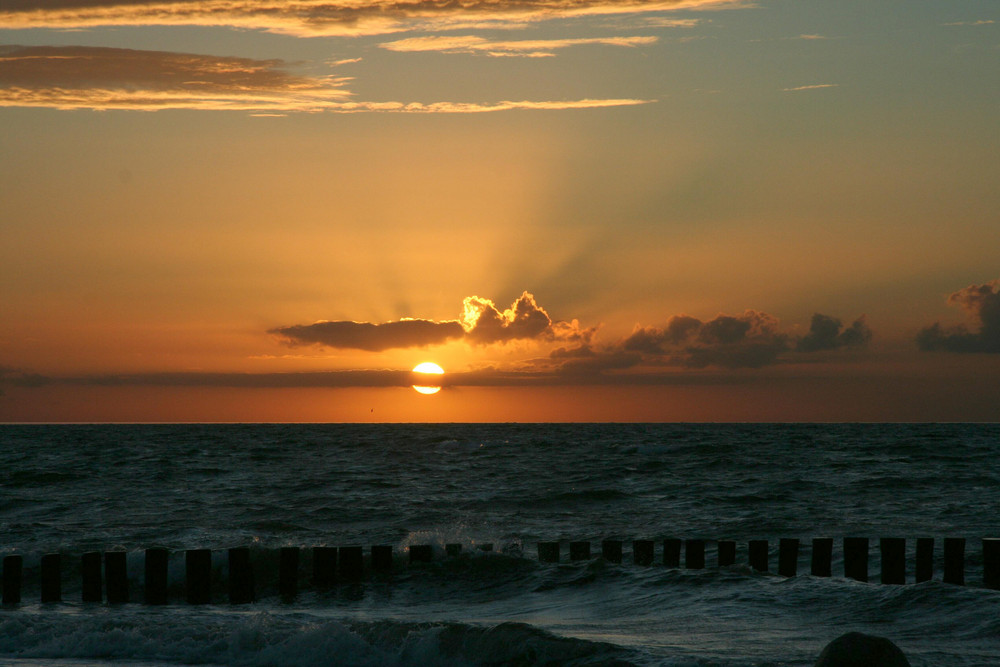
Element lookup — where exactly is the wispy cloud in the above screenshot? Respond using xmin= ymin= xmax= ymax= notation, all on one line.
xmin=0 ymin=0 xmax=751 ymax=37
xmin=0 ymin=45 xmax=653 ymax=112
xmin=942 ymin=20 xmax=994 ymax=27
xmin=782 ymin=83 xmax=839 ymax=92
xmin=379 ymin=34 xmax=658 ymax=57
xmin=0 ymin=45 xmax=353 ymax=111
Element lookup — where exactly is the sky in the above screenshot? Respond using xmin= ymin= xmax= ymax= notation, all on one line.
xmin=1 ymin=0 xmax=998 ymax=422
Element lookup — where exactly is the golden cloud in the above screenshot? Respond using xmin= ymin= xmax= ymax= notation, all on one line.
xmin=379 ymin=34 xmax=658 ymax=57
xmin=0 ymin=0 xmax=749 ymax=37
xmin=0 ymin=45 xmax=653 ymax=111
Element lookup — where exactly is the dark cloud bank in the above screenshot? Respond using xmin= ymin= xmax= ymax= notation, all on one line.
xmin=917 ymin=280 xmax=1000 ymax=353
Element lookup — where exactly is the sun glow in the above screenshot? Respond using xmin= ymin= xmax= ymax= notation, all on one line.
xmin=412 ymin=362 xmax=444 ymax=395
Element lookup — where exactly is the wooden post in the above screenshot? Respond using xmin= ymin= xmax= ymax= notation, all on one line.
xmin=105 ymin=551 xmax=129 ymax=603
xmin=446 ymin=544 xmax=462 ymax=557
xmin=82 ymin=552 xmax=103 ymax=602
xmin=663 ymin=539 xmax=681 ymax=567
xmin=570 ymin=541 xmax=591 ymax=561
xmin=844 ymin=538 xmax=869 ymax=582
xmin=811 ymin=538 xmax=832 ymax=577
xmin=915 ymin=538 xmax=934 ymax=583
xmin=602 ymin=540 xmax=623 ymax=564
xmin=339 ymin=546 xmax=364 ymax=580
xmin=186 ymin=549 xmax=212 ymax=604
xmin=409 ymin=545 xmax=433 ymax=564
xmin=718 ymin=540 xmax=736 ymax=567
xmin=372 ymin=545 xmax=393 ymax=572
xmin=313 ymin=547 xmax=337 ymax=588
xmin=983 ymin=538 xmax=1000 ymax=590
xmin=749 ymin=540 xmax=768 ymax=573
xmin=279 ymin=547 xmax=299 ymax=600
xmin=145 ymin=548 xmax=168 ymax=605
xmin=40 ymin=553 xmax=61 ymax=603
xmin=943 ymin=537 xmax=965 ymax=586
xmin=685 ymin=539 xmax=705 ymax=569
xmin=779 ymin=538 xmax=799 ymax=577
xmin=228 ymin=547 xmax=254 ymax=604
xmin=538 ymin=542 xmax=560 ymax=563
xmin=2 ymin=555 xmax=22 ymax=604
xmin=633 ymin=540 xmax=654 ymax=566
xmin=880 ymin=538 xmax=905 ymax=585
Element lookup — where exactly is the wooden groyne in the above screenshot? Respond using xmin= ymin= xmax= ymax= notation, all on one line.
xmin=2 ymin=537 xmax=999 ymax=605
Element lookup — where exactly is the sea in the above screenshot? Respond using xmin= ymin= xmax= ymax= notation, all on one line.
xmin=1 ymin=423 xmax=999 ymax=666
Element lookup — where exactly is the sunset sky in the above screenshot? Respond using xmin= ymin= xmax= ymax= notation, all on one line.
xmin=2 ymin=0 xmax=998 ymax=422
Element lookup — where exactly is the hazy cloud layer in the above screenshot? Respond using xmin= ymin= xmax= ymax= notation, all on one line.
xmin=917 ymin=279 xmax=1000 ymax=353
xmin=272 ymin=292 xmax=594 ymax=351
xmin=379 ymin=35 xmax=658 ymax=57
xmin=1 ymin=0 xmax=747 ymax=37
xmin=0 ymin=45 xmax=650 ymax=112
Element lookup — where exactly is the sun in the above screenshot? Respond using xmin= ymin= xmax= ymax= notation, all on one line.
xmin=412 ymin=362 xmax=444 ymax=395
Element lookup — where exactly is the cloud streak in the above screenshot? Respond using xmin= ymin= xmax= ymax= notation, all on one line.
xmin=379 ymin=34 xmax=658 ymax=57
xmin=0 ymin=45 xmax=652 ymax=112
xmin=917 ymin=279 xmax=1000 ymax=353
xmin=1 ymin=0 xmax=748 ymax=37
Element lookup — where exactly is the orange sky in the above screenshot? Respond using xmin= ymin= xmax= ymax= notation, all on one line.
xmin=1 ymin=0 xmax=999 ymax=421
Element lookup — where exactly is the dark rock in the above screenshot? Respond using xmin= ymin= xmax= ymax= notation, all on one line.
xmin=815 ymin=632 xmax=910 ymax=667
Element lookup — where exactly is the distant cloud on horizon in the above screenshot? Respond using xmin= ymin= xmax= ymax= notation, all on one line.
xmin=270 ymin=292 xmax=595 ymax=352
xmin=917 ymin=279 xmax=1000 ymax=353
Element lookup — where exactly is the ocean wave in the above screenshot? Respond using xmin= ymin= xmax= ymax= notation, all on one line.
xmin=0 ymin=612 xmax=638 ymax=667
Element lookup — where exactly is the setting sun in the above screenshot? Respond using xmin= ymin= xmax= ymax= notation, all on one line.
xmin=412 ymin=362 xmax=445 ymax=395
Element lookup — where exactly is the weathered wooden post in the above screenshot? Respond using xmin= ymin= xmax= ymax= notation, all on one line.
xmin=2 ymin=555 xmax=22 ymax=604
xmin=105 ymin=551 xmax=129 ymax=603
xmin=372 ymin=545 xmax=393 ymax=572
xmin=844 ymin=538 xmax=869 ymax=582
xmin=633 ymin=540 xmax=654 ymax=566
xmin=602 ymin=540 xmax=623 ymax=563
xmin=685 ymin=539 xmax=705 ymax=569
xmin=339 ymin=546 xmax=364 ymax=580
xmin=779 ymin=538 xmax=799 ymax=577
xmin=570 ymin=541 xmax=591 ymax=561
xmin=186 ymin=549 xmax=212 ymax=604
xmin=409 ymin=545 xmax=433 ymax=564
xmin=82 ymin=552 xmax=103 ymax=602
xmin=313 ymin=546 xmax=337 ymax=588
xmin=983 ymin=538 xmax=1000 ymax=590
xmin=145 ymin=548 xmax=168 ymax=605
xmin=228 ymin=547 xmax=254 ymax=604
xmin=915 ymin=538 xmax=934 ymax=583
xmin=718 ymin=540 xmax=736 ymax=567
xmin=40 ymin=553 xmax=61 ymax=603
xmin=663 ymin=539 xmax=681 ymax=567
xmin=811 ymin=538 xmax=832 ymax=577
xmin=446 ymin=544 xmax=462 ymax=557
xmin=538 ymin=542 xmax=560 ymax=563
xmin=880 ymin=538 xmax=905 ymax=585
xmin=943 ymin=537 xmax=965 ymax=586
xmin=749 ymin=540 xmax=768 ymax=573
xmin=279 ymin=547 xmax=299 ymax=600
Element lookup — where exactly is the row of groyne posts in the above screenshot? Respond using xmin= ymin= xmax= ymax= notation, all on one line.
xmin=3 ymin=537 xmax=1000 ymax=605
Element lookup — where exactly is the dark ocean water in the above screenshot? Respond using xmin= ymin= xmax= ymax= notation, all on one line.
xmin=1 ymin=423 xmax=999 ymax=666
